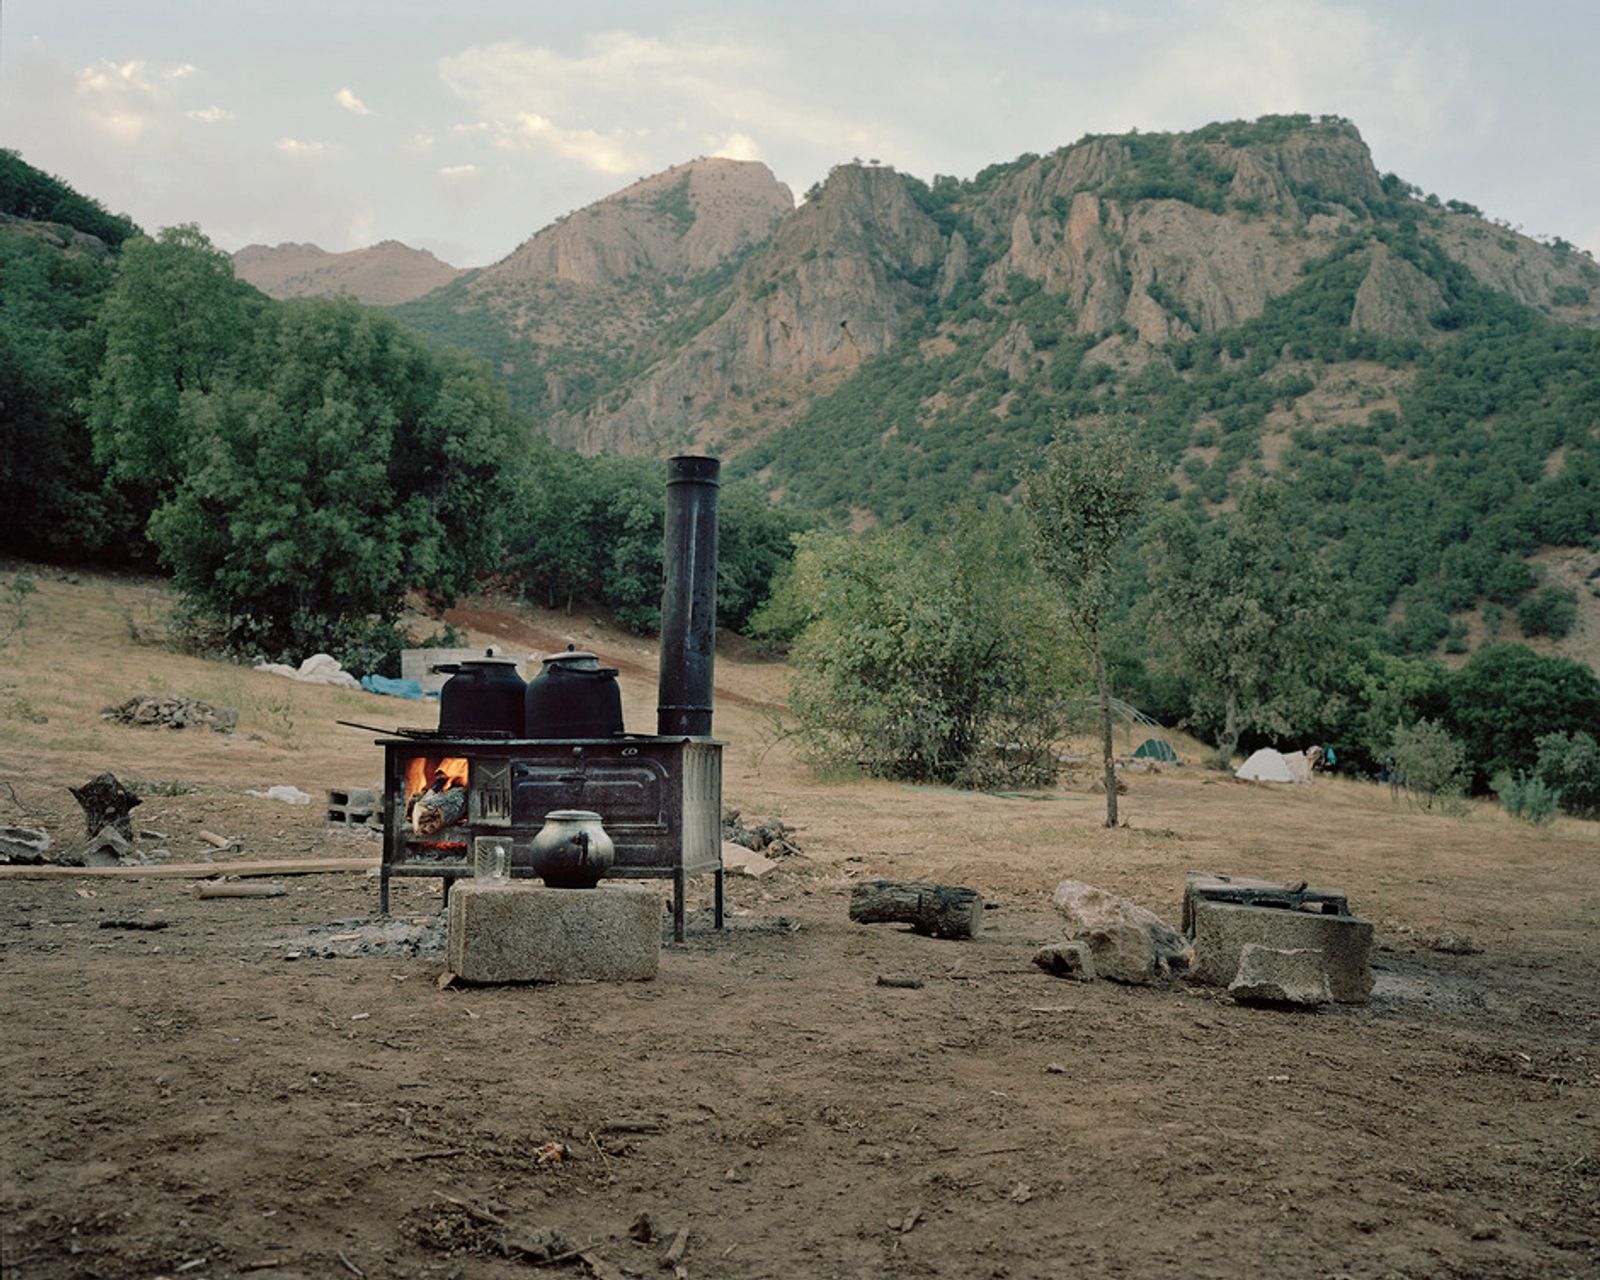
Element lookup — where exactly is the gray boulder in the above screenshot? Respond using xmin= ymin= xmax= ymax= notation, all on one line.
xmin=1050 ymin=879 xmax=1193 ymax=984
xmin=1228 ymin=943 xmax=1331 ymax=1008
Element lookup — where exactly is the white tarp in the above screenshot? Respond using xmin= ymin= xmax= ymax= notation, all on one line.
xmin=1235 ymin=747 xmax=1297 ymax=783
xmin=254 ymin=653 xmax=363 ymax=690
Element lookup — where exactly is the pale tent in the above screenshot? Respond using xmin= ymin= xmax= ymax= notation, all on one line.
xmin=1235 ymin=747 xmax=1297 ymax=783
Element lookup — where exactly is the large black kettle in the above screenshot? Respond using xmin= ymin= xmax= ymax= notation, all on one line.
xmin=524 ymin=647 xmax=624 ymax=739
xmin=435 ymin=652 xmax=527 ymax=737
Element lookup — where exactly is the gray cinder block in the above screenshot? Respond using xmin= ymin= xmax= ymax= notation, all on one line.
xmin=1191 ymin=900 xmax=1373 ymax=1004
xmin=447 ymin=881 xmax=661 ymax=984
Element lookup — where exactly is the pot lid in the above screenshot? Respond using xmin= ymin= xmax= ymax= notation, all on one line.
xmin=541 ymin=648 xmax=603 ymax=671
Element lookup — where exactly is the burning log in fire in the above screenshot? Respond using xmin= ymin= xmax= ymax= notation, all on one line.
xmin=405 ymin=757 xmax=469 ymax=836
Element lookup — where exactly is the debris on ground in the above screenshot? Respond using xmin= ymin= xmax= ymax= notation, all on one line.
xmin=268 ymin=917 xmax=445 ymax=959
xmin=192 ymin=881 xmax=287 ymax=900
xmin=246 ymin=785 xmax=312 ymax=805
xmin=69 ymin=772 xmax=142 ymax=838
xmin=101 ymin=693 xmax=239 ymax=733
xmin=403 ymin=1195 xmax=571 ymax=1262
xmin=253 ymin=652 xmax=362 ymax=689
xmin=0 ymin=825 xmax=50 ymax=864
xmin=1428 ymin=929 xmax=1483 ymax=955
xmin=720 ymin=841 xmax=777 ymax=877
xmin=876 ymin=974 xmax=925 ymax=989
xmin=722 ymin=809 xmax=803 ymax=858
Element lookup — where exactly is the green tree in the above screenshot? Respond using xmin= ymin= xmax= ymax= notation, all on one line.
xmin=148 ymin=298 xmax=519 ymax=667
xmin=1145 ymin=484 xmax=1346 ymax=767
xmin=1019 ymin=423 xmax=1160 ymax=825
xmin=756 ymin=508 xmax=1079 ymax=787
xmin=1446 ymin=644 xmax=1600 ymax=790
xmin=1392 ymin=718 xmax=1469 ymax=811
xmin=86 ymin=225 xmax=263 ymax=543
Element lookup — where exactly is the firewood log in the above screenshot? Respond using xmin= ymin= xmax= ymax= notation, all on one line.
xmin=413 ymin=786 xmax=467 ymax=836
xmin=848 ymin=879 xmax=984 ymax=940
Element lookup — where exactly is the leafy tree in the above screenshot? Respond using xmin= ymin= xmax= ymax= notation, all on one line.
xmin=1144 ymin=484 xmax=1346 ymax=766
xmin=755 ymin=508 xmax=1080 ymax=787
xmin=1533 ymin=730 xmax=1600 ymax=818
xmin=1313 ymin=645 xmax=1448 ymax=773
xmin=1391 ymin=718 xmax=1469 ymax=810
xmin=148 ymin=299 xmax=519 ymax=667
xmin=1492 ymin=771 xmax=1559 ymax=825
xmin=1446 ymin=644 xmax=1600 ymax=790
xmin=86 ymin=225 xmax=264 ymax=541
xmin=1020 ymin=423 xmax=1160 ymax=824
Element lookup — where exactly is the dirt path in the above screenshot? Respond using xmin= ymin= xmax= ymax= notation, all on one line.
xmin=1 ymin=570 xmax=1597 ymax=1278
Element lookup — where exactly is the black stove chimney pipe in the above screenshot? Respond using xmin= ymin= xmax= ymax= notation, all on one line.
xmin=657 ymin=455 xmax=720 ymax=737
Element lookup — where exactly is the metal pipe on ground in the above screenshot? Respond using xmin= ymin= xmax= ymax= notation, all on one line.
xmin=656 ymin=455 xmax=720 ymax=737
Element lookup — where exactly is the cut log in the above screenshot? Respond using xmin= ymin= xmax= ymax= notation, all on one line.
xmin=849 ymin=880 xmax=984 ymax=940
xmin=69 ymin=772 xmax=142 ymax=838
xmin=413 ymin=786 xmax=467 ymax=836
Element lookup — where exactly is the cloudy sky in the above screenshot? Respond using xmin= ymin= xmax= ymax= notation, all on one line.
xmin=4 ymin=0 xmax=1596 ymax=267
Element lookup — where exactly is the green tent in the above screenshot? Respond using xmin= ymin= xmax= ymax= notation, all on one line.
xmin=1132 ymin=737 xmax=1178 ymax=763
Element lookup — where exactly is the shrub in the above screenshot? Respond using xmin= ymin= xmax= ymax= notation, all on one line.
xmin=1533 ymin=730 xmax=1600 ymax=818
xmin=1492 ymin=770 xmax=1559 ymax=825
xmin=1517 ymin=586 xmax=1578 ymax=638
xmin=1391 ymin=718 xmax=1468 ymax=810
xmin=1446 ymin=644 xmax=1600 ymax=789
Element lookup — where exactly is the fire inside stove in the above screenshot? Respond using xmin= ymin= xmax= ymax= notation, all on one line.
xmin=404 ymin=756 xmax=469 ymax=844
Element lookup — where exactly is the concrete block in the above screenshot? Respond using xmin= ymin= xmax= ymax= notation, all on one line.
xmin=1191 ymin=901 xmax=1373 ymax=1004
xmin=447 ymin=881 xmax=660 ymax=984
xmin=325 ymin=786 xmax=381 ymax=831
xmin=1228 ymin=944 xmax=1331 ymax=1008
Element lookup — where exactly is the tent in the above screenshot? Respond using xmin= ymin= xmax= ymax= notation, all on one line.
xmin=1133 ymin=737 xmax=1178 ymax=763
xmin=1235 ymin=747 xmax=1297 ymax=783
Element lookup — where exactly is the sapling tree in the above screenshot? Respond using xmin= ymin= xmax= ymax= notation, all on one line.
xmin=1020 ymin=422 xmax=1160 ymax=826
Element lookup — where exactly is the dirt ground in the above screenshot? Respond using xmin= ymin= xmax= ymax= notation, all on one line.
xmin=1 ymin=568 xmax=1597 ymax=1280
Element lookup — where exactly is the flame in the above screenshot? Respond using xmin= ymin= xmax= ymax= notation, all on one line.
xmin=404 ymin=756 xmax=469 ymax=798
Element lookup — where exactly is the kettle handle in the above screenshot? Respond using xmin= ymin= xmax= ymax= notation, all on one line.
xmin=431 ymin=663 xmax=462 ymax=675
xmin=575 ymin=831 xmax=590 ymax=866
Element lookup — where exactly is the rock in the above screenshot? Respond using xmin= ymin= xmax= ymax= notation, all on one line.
xmin=0 ymin=825 xmax=50 ymax=864
xmin=1228 ymin=944 xmax=1332 ymax=1008
xmin=1032 ymin=940 xmax=1096 ymax=981
xmin=1050 ymin=879 xmax=1192 ymax=984
xmin=720 ymin=841 xmax=777 ymax=877
xmin=1428 ymin=929 xmax=1482 ymax=955
xmin=71 ymin=826 xmax=133 ymax=867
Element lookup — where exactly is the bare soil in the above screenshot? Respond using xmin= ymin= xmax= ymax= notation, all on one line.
xmin=2 ymin=568 xmax=1597 ymax=1280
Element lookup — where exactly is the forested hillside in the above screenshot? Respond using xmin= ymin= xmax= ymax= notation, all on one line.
xmin=388 ymin=116 xmax=1600 ymax=660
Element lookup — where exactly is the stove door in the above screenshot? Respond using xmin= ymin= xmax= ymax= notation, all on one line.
xmin=512 ymin=756 xmax=670 ymax=832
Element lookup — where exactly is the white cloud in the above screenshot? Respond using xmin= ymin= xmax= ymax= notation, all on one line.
xmin=495 ymin=112 xmax=642 ymax=174
xmin=167 ymin=63 xmax=197 ymax=81
xmin=336 ymin=87 xmax=373 ymax=116
xmin=709 ymin=131 xmax=762 ymax=162
xmin=439 ymin=163 xmax=479 ymax=178
xmin=410 ymin=130 xmax=436 ymax=150
xmin=276 ymin=137 xmax=329 ymax=156
xmin=188 ymin=105 xmax=233 ymax=123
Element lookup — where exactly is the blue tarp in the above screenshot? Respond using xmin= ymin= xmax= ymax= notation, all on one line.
xmin=361 ymin=675 xmax=432 ymax=700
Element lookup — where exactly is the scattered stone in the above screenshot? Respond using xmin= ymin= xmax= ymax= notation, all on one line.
xmin=876 ymin=974 xmax=924 ymax=989
xmin=0 ymin=825 xmax=50 ymax=864
xmin=73 ymin=825 xmax=134 ymax=867
xmin=101 ymin=694 xmax=239 ymax=733
xmin=1032 ymin=939 xmax=1096 ymax=981
xmin=1050 ymin=879 xmax=1192 ymax=984
xmin=1428 ymin=930 xmax=1483 ymax=955
xmin=628 ymin=1212 xmax=656 ymax=1244
xmin=1228 ymin=943 xmax=1331 ymax=1008
xmin=1191 ymin=900 xmax=1374 ymax=1004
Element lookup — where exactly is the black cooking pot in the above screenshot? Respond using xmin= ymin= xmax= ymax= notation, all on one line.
xmin=524 ymin=647 xmax=624 ymax=738
xmin=435 ymin=653 xmax=527 ymax=737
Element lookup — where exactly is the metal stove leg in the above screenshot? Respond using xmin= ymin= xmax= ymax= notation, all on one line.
xmin=673 ymin=867 xmax=686 ymax=943
xmin=714 ymin=869 xmax=724 ymax=930
xmin=379 ymin=865 xmax=390 ymax=916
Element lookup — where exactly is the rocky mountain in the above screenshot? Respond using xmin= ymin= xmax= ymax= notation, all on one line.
xmin=232 ymin=239 xmax=464 ymax=305
xmin=391 ymin=157 xmax=793 ymax=433
xmin=391 ymin=116 xmax=1600 ymax=656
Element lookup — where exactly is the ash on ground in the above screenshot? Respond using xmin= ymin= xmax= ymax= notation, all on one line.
xmin=268 ymin=917 xmax=445 ymax=959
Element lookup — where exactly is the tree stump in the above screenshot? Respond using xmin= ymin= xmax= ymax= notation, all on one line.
xmin=69 ymin=772 xmax=142 ymax=839
xmin=848 ymin=880 xmax=984 ymax=940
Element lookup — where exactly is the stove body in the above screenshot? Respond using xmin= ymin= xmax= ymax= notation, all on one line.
xmin=378 ymin=733 xmax=723 ymax=940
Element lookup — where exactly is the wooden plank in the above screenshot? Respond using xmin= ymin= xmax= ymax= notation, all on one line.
xmin=0 ymin=857 xmax=376 ymax=881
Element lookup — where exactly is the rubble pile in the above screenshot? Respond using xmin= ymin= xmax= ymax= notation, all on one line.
xmin=722 ymin=809 xmax=803 ymax=858
xmin=101 ymin=693 xmax=239 ymax=733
